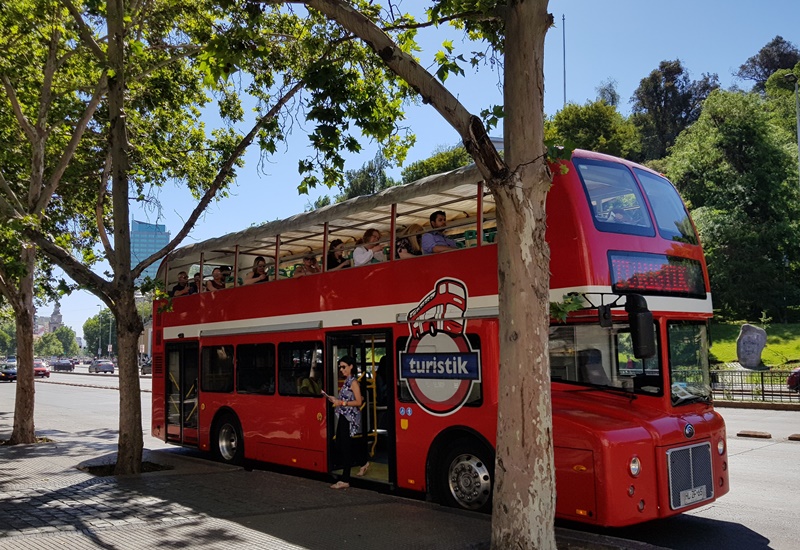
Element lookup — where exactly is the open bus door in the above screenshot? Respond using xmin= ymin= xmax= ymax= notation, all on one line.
xmin=327 ymin=331 xmax=395 ymax=487
xmin=164 ymin=341 xmax=199 ymax=446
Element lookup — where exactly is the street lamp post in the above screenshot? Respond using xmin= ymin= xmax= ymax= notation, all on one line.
xmin=785 ymin=73 xmax=800 ymax=192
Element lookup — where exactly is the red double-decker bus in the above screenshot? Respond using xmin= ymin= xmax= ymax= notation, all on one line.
xmin=151 ymin=150 xmax=728 ymax=526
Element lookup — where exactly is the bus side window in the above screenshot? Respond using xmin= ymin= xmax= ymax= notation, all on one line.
xmin=278 ymin=342 xmax=323 ymax=396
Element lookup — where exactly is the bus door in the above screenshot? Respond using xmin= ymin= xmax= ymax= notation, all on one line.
xmin=327 ymin=331 xmax=395 ymax=487
xmin=164 ymin=341 xmax=199 ymax=446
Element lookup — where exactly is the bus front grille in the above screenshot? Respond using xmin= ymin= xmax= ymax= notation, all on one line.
xmin=666 ymin=442 xmax=714 ymax=510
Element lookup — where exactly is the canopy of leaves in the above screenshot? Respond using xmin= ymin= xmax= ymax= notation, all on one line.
xmin=52 ymin=325 xmax=79 ymax=357
xmin=631 ymin=60 xmax=719 ymax=161
xmin=34 ymin=332 xmax=63 ymax=357
xmin=334 ymin=151 xmax=397 ymax=202
xmin=401 ymin=144 xmax=472 ymax=183
xmin=736 ymin=35 xmax=800 ymax=93
xmin=546 ymin=100 xmax=641 ymax=161
xmin=666 ymin=90 xmax=799 ymax=319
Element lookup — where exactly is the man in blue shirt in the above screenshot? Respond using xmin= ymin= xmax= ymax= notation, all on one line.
xmin=421 ymin=210 xmax=458 ymax=254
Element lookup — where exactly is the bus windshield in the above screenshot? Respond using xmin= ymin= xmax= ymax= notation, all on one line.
xmin=549 ymin=323 xmax=662 ymax=396
xmin=668 ymin=322 xmax=712 ymax=405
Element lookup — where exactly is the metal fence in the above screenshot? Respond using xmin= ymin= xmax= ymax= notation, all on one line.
xmin=710 ymin=368 xmax=800 ymax=403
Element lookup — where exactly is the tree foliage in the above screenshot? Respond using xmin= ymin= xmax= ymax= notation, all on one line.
xmin=546 ymin=100 xmax=640 ymax=160
xmin=666 ymin=90 xmax=799 ymax=320
xmin=52 ymin=325 xmax=79 ymax=357
xmin=335 ymin=150 xmax=397 ymax=202
xmin=736 ymin=35 xmax=800 ymax=93
xmin=631 ymin=59 xmax=719 ymax=161
xmin=401 ymin=144 xmax=472 ymax=183
xmin=34 ymin=332 xmax=63 ymax=357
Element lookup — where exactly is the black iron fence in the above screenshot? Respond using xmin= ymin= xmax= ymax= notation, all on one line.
xmin=710 ymin=368 xmax=800 ymax=403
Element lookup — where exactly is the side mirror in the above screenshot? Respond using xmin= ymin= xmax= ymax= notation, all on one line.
xmin=625 ymin=295 xmax=656 ymax=359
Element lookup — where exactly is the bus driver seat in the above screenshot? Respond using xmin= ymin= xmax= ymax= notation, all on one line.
xmin=578 ymin=348 xmax=611 ymax=386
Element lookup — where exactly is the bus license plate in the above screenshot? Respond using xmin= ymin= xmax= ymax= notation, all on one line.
xmin=679 ymin=486 xmax=707 ymax=506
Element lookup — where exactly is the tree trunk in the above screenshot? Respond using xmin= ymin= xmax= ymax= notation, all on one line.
xmin=9 ymin=245 xmax=37 ymax=445
xmin=114 ymin=293 xmax=144 ymax=474
xmin=491 ymin=1 xmax=556 ymax=549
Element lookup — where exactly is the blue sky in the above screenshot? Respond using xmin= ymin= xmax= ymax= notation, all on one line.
xmin=45 ymin=0 xmax=800 ymax=341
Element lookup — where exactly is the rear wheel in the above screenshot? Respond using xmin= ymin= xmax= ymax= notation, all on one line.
xmin=213 ymin=413 xmax=244 ymax=465
xmin=439 ymin=439 xmax=494 ymax=512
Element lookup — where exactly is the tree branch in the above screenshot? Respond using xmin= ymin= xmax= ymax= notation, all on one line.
xmin=34 ymin=74 xmax=108 ymax=216
xmin=59 ymin=0 xmax=107 ymax=62
xmin=96 ymin=152 xmax=115 ymax=264
xmin=131 ymin=80 xmax=305 ymax=280
xmin=0 ymin=170 xmax=27 ymax=216
xmin=23 ymin=225 xmax=113 ymax=299
xmin=301 ymin=0 xmax=504 ymax=183
xmin=1 ymin=76 xmax=37 ymax=143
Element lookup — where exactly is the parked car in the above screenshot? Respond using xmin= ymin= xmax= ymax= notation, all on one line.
xmin=788 ymin=367 xmax=800 ymax=393
xmin=5 ymin=355 xmax=17 ymax=367
xmin=33 ymin=359 xmax=50 ymax=378
xmin=140 ymin=360 xmax=152 ymax=375
xmin=88 ymin=360 xmax=115 ymax=374
xmin=51 ymin=359 xmax=75 ymax=372
xmin=1 ymin=366 xmax=16 ymax=382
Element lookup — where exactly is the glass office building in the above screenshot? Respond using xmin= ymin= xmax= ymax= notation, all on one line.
xmin=131 ymin=220 xmax=170 ymax=284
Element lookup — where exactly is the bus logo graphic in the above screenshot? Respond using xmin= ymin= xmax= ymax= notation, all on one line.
xmin=399 ymin=278 xmax=481 ymax=416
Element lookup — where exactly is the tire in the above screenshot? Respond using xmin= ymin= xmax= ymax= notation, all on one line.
xmin=213 ymin=413 xmax=244 ymax=465
xmin=439 ymin=438 xmax=494 ymax=512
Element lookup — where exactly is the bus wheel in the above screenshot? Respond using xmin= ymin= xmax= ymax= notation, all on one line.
xmin=440 ymin=439 xmax=493 ymax=512
xmin=213 ymin=414 xmax=244 ymax=465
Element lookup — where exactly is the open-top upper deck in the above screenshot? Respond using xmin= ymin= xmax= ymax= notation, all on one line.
xmin=156 ymin=150 xmax=712 ymax=318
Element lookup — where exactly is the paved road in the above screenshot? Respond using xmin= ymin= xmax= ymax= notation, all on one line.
xmin=2 ymin=381 xmax=798 ymax=549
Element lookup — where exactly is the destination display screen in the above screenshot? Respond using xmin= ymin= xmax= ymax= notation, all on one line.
xmin=609 ymin=251 xmax=706 ymax=298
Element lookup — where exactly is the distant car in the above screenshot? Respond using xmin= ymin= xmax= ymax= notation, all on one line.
xmin=788 ymin=367 xmax=800 ymax=393
xmin=51 ymin=359 xmax=75 ymax=372
xmin=5 ymin=355 xmax=17 ymax=367
xmin=1 ymin=367 xmax=16 ymax=382
xmin=33 ymin=359 xmax=50 ymax=378
xmin=89 ymin=360 xmax=115 ymax=374
xmin=140 ymin=360 xmax=152 ymax=375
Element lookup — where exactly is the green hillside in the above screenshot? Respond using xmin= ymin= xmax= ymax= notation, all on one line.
xmin=710 ymin=322 xmax=800 ymax=366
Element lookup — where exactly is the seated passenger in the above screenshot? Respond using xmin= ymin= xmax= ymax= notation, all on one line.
xmin=294 ymin=254 xmax=322 ymax=277
xmin=205 ymin=267 xmax=226 ymax=291
xmin=396 ymin=224 xmax=423 ymax=259
xmin=189 ymin=272 xmax=202 ymax=294
xmin=244 ymin=256 xmax=269 ymax=285
xmin=421 ymin=210 xmax=457 ymax=254
xmin=326 ymin=239 xmax=350 ymax=271
xmin=353 ymin=228 xmax=385 ymax=266
xmin=169 ymin=271 xmax=191 ymax=297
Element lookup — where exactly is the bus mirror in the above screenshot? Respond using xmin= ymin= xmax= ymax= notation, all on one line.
xmin=625 ymin=295 xmax=656 ymax=359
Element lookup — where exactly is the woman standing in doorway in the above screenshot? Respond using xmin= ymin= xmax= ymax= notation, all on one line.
xmin=327 ymin=355 xmax=369 ymax=488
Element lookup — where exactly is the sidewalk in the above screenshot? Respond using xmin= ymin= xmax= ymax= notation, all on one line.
xmin=0 ymin=430 xmax=662 ymax=550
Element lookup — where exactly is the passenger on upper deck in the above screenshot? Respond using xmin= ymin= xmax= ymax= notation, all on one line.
xmin=421 ymin=211 xmax=457 ymax=254
xmin=294 ymin=254 xmax=322 ymax=277
xmin=396 ymin=224 xmax=423 ymax=259
xmin=205 ymin=268 xmax=226 ymax=291
xmin=169 ymin=271 xmax=191 ymax=298
xmin=244 ymin=256 xmax=269 ymax=285
xmin=189 ymin=272 xmax=202 ymax=294
xmin=353 ymin=229 xmax=385 ymax=266
xmin=326 ymin=239 xmax=350 ymax=271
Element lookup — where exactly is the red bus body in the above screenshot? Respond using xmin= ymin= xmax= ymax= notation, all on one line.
xmin=151 ymin=150 xmax=728 ymax=526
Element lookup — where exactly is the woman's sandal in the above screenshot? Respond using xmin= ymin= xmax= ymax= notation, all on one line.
xmin=356 ymin=462 xmax=371 ymax=477
xmin=331 ymin=481 xmax=350 ymax=489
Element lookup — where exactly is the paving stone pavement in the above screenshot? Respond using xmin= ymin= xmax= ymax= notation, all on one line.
xmin=0 ymin=427 xmax=661 ymax=549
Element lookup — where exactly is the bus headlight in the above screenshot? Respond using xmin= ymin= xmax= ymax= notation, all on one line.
xmin=629 ymin=456 xmax=641 ymax=477
xmin=717 ymin=438 xmax=725 ymax=455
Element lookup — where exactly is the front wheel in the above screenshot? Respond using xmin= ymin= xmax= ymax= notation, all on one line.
xmin=213 ymin=413 xmax=244 ymax=465
xmin=439 ymin=439 xmax=494 ymax=512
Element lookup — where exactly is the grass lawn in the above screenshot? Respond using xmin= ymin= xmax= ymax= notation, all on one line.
xmin=710 ymin=322 xmax=800 ymax=366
